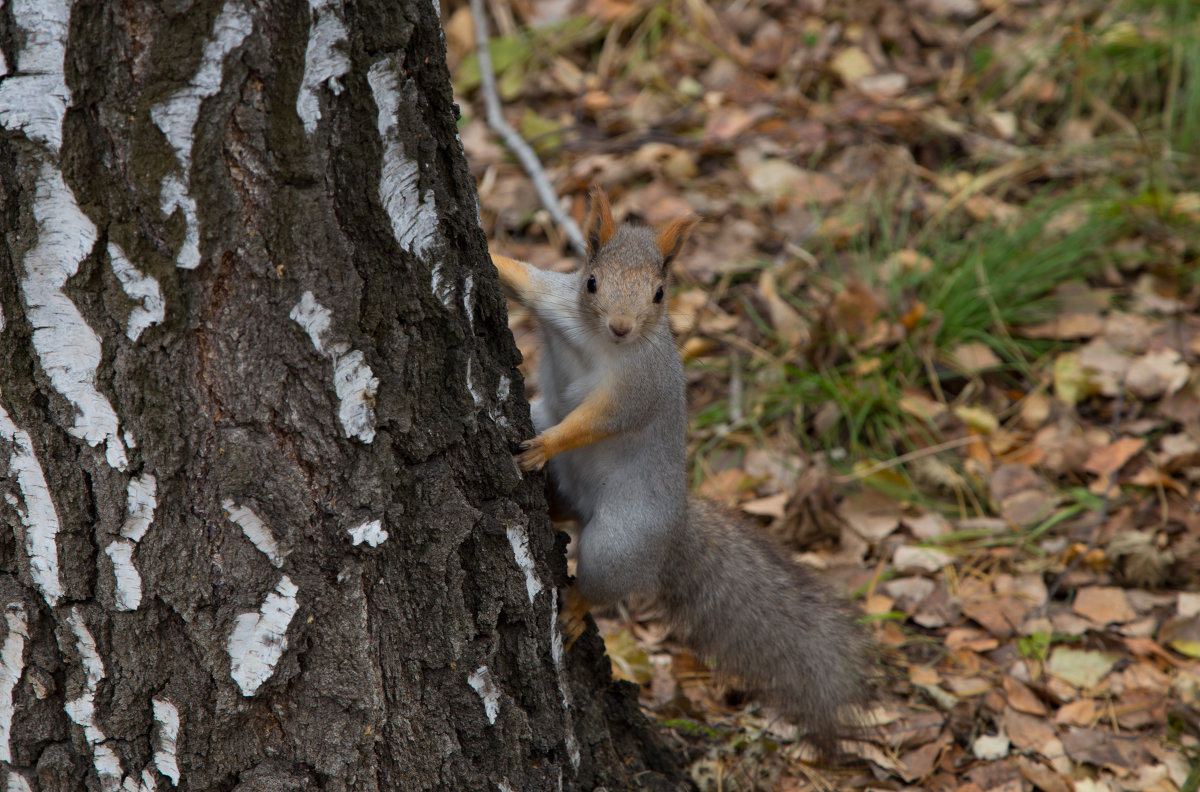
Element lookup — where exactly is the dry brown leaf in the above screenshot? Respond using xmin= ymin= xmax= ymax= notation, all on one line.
xmin=990 ymin=464 xmax=1060 ymax=526
xmin=837 ymin=490 xmax=901 ymax=541
xmin=1003 ymin=706 xmax=1061 ymax=754
xmin=1072 ymin=586 xmax=1138 ymax=625
xmin=740 ymin=492 xmax=788 ymax=519
xmin=830 ymin=46 xmax=875 ymax=85
xmin=1055 ymin=698 xmax=1099 ymax=727
xmin=1159 ymin=432 xmax=1200 ymax=470
xmin=1083 ymin=436 xmax=1146 ymax=476
xmin=758 ymin=270 xmax=810 ymax=347
xmin=1061 ymin=728 xmax=1154 ymax=771
xmin=1126 ymin=349 xmax=1191 ymax=400
xmin=893 ymin=545 xmax=954 ymax=573
xmin=745 ymin=158 xmax=845 ymax=207
xmin=903 ymin=510 xmax=951 ymax=539
xmin=1019 ymin=313 xmax=1105 ymax=340
xmin=1003 ymin=676 xmax=1048 ymax=716
xmin=1016 ymin=757 xmax=1072 ymax=792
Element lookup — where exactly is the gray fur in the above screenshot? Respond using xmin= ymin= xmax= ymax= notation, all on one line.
xmin=514 ymin=223 xmax=870 ymax=756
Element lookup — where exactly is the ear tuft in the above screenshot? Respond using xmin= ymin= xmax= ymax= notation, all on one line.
xmin=655 ymin=215 xmax=699 ymax=271
xmin=585 ymin=187 xmax=616 ymax=258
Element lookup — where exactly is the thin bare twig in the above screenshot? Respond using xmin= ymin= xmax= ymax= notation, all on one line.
xmin=469 ymin=0 xmax=588 ymax=258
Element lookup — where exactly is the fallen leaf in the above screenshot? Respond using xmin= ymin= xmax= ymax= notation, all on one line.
xmin=830 ymin=46 xmax=875 ymax=85
xmin=972 ymin=732 xmax=1010 ymax=761
xmin=745 ymin=158 xmax=845 ymax=207
xmin=858 ymin=72 xmax=909 ymax=98
xmin=1055 ymin=698 xmax=1098 ymax=727
xmin=758 ymin=270 xmax=810 ymax=347
xmin=1072 ymin=586 xmax=1137 ymax=625
xmin=956 ymin=405 xmax=1000 ymax=434
xmin=1061 ymin=728 xmax=1154 ymax=771
xmin=948 ymin=342 xmax=1002 ymax=373
xmin=1003 ymin=676 xmax=1048 ymax=716
xmin=837 ymin=490 xmax=901 ymax=541
xmin=603 ymin=628 xmax=653 ymax=684
xmin=1046 ymin=648 xmax=1118 ymax=689
xmin=1159 ymin=432 xmax=1200 ymax=470
xmin=1020 ymin=313 xmax=1105 ymax=340
xmin=1003 ymin=706 xmax=1061 ymax=754
xmin=1053 ymin=351 xmax=1091 ymax=406
xmin=740 ymin=492 xmax=789 ymax=519
xmin=1126 ymin=349 xmax=1191 ymax=400
xmin=1083 ymin=437 xmax=1146 ymax=476
xmin=893 ymin=545 xmax=954 ymax=573
xmin=990 ymin=464 xmax=1060 ymax=526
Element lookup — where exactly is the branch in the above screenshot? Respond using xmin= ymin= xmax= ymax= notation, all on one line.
xmin=469 ymin=0 xmax=588 ymax=259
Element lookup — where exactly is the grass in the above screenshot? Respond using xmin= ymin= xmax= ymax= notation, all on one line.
xmin=685 ymin=0 xmax=1199 ymax=506
xmin=689 ymin=196 xmax=1131 ymax=486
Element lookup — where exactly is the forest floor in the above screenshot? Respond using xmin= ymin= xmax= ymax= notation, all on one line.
xmin=447 ymin=0 xmax=1200 ymax=789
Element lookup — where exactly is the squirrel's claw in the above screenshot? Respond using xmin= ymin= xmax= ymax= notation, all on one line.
xmin=515 ymin=438 xmax=549 ymax=471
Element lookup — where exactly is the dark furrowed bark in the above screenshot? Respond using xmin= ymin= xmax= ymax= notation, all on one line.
xmin=0 ymin=1 xmax=686 ymax=790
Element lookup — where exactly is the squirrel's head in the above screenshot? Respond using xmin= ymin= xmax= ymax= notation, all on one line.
xmin=579 ymin=188 xmax=698 ymax=346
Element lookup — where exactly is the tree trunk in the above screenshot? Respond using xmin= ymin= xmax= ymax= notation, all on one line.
xmin=0 ymin=1 xmax=685 ymax=789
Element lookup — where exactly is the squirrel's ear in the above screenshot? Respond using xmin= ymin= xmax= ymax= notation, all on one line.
xmin=585 ymin=187 xmax=616 ymax=258
xmin=655 ymin=215 xmax=699 ymax=271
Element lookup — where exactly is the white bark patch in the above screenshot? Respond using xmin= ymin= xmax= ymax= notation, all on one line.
xmin=21 ymin=164 xmax=128 ymax=470
xmin=222 ymin=500 xmax=283 ymax=568
xmin=104 ymin=541 xmax=141 ymax=612
xmin=0 ymin=403 xmax=64 ymax=606
xmin=549 ymin=599 xmax=580 ymax=770
xmin=347 ymin=519 xmax=387 ymax=547
xmin=150 ymin=2 xmax=252 ymax=174
xmin=504 ymin=525 xmax=543 ymax=604
xmin=429 ymin=261 xmax=452 ymax=308
xmin=7 ymin=772 xmax=32 ymax=792
xmin=0 ymin=605 xmax=28 ymax=763
xmin=6 ymin=774 xmax=31 ymax=792
xmin=466 ymin=356 xmax=484 ymax=409
xmin=121 ymin=474 xmax=157 ymax=542
xmin=227 ymin=575 xmax=300 ymax=696
xmin=108 ymin=244 xmax=164 ymax=341
xmin=129 ymin=770 xmax=156 ymax=792
xmin=367 ymin=59 xmax=439 ymax=261
xmin=150 ymin=2 xmax=252 ymax=269
xmin=462 ymin=274 xmax=474 ymax=331
xmin=158 ymin=174 xmax=201 ymax=270
xmin=289 ymin=292 xmax=378 ymax=443
xmin=467 ymin=665 xmax=500 ymax=725
xmin=151 ymin=698 xmax=181 ymax=786
xmin=296 ymin=1 xmax=349 ymax=135
xmin=488 ymin=375 xmax=511 ymax=430
xmin=64 ymin=609 xmax=127 ymax=792
xmin=103 ymin=473 xmax=157 ymax=612
xmin=0 ymin=0 xmax=71 ymax=152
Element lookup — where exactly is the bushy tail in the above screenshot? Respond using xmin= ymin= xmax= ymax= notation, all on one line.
xmin=659 ymin=498 xmax=873 ymax=758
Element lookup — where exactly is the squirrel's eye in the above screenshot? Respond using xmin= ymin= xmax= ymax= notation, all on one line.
xmin=653 ymin=286 xmax=664 ymax=303
xmin=586 ymin=275 xmax=597 ymax=293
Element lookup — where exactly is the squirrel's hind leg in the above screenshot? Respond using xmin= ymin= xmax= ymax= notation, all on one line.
xmin=574 ymin=501 xmax=668 ymax=605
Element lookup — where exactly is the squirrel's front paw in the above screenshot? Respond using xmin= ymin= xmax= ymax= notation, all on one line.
xmin=515 ymin=437 xmax=550 ymax=471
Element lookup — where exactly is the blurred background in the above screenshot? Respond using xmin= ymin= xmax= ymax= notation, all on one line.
xmin=446 ymin=1 xmax=1200 ymax=788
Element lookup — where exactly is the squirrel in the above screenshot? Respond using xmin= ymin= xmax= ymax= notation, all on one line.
xmin=491 ymin=188 xmax=872 ymax=758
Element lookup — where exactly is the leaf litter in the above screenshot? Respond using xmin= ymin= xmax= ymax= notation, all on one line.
xmin=451 ymin=0 xmax=1200 ymax=787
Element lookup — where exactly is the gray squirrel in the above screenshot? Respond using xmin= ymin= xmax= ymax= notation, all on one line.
xmin=491 ymin=189 xmax=872 ymax=757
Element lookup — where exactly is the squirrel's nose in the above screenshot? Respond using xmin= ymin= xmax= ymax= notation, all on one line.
xmin=608 ymin=320 xmax=631 ymax=338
